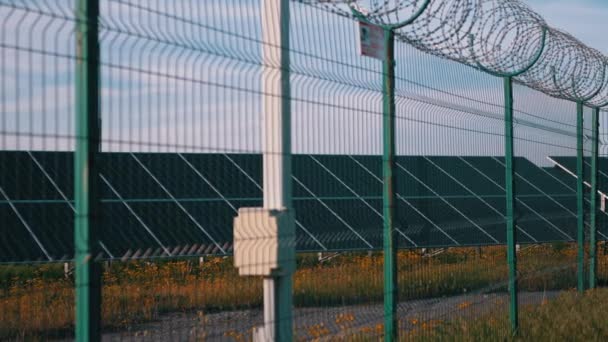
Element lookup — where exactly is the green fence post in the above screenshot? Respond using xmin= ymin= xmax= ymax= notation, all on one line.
xmin=348 ymin=4 xmax=430 ymax=340
xmin=576 ymin=101 xmax=585 ymax=292
xmin=468 ymin=25 xmax=546 ymax=336
xmin=382 ymin=27 xmax=398 ymax=342
xmin=75 ymin=0 xmax=102 ymax=341
xmin=589 ymin=107 xmax=599 ymax=289
xmin=468 ymin=27 xmax=546 ymax=335
xmin=504 ymin=76 xmax=518 ymax=332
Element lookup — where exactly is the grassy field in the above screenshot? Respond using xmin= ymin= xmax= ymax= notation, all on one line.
xmin=410 ymin=288 xmax=608 ymax=341
xmin=0 ymin=244 xmax=605 ymax=339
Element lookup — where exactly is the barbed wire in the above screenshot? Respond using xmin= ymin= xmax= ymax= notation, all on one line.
xmin=301 ymin=0 xmax=608 ymax=106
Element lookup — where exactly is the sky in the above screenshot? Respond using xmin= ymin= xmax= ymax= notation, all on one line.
xmin=525 ymin=0 xmax=608 ymax=53
xmin=1 ymin=0 xmax=606 ymax=165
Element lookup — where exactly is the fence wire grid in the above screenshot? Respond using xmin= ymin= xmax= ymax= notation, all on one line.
xmin=1 ymin=0 xmax=608 ymax=341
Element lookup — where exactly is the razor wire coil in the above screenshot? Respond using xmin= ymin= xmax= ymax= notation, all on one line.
xmin=303 ymin=0 xmax=608 ymax=106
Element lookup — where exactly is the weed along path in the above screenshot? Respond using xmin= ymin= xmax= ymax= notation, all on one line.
xmin=100 ymin=291 xmax=559 ymax=341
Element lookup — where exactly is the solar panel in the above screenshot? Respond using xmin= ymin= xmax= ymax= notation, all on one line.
xmin=1 ymin=151 xmax=600 ymax=263
xmin=548 ymin=156 xmax=608 ymax=240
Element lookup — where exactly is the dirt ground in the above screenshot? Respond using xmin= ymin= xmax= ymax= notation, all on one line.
xmin=99 ymin=291 xmax=558 ymax=341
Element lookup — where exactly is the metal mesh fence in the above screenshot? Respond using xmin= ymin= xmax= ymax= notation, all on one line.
xmin=1 ymin=0 xmax=608 ymax=340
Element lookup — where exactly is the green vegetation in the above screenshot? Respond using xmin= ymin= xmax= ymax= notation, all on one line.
xmin=415 ymin=288 xmax=608 ymax=341
xmin=0 ymin=245 xmax=605 ymax=340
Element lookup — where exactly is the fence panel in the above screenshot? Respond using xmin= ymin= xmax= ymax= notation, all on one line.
xmin=1 ymin=0 xmax=608 ymax=340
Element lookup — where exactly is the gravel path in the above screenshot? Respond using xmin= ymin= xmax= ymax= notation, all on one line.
xmin=101 ymin=291 xmax=559 ymax=341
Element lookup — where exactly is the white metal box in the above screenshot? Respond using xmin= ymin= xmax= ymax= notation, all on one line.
xmin=233 ymin=207 xmax=295 ymax=276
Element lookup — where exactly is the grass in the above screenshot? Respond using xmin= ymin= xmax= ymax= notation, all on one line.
xmin=0 ymin=244 xmax=606 ymax=339
xmin=412 ymin=288 xmax=608 ymax=341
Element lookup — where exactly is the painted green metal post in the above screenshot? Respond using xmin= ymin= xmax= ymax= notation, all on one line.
xmin=504 ymin=76 xmax=518 ymax=333
xmin=382 ymin=28 xmax=398 ymax=342
xmin=469 ymin=26 xmax=546 ymax=337
xmin=75 ymin=0 xmax=102 ymax=341
xmin=576 ymin=101 xmax=585 ymax=292
xmin=589 ymin=107 xmax=599 ymax=289
xmin=349 ymin=7 xmax=430 ymax=340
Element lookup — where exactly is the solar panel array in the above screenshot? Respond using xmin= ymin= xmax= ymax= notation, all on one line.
xmin=548 ymin=156 xmax=608 ymax=240
xmin=2 ymin=151 xmax=606 ymax=263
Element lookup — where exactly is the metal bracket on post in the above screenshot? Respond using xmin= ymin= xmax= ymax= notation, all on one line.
xmin=75 ymin=0 xmax=101 ymax=341
xmin=234 ymin=208 xmax=296 ymax=277
xmin=233 ymin=208 xmax=296 ymax=341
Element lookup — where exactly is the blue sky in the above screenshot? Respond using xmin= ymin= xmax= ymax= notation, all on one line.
xmin=0 ymin=0 xmax=604 ymax=164
xmin=526 ymin=0 xmax=608 ymax=53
